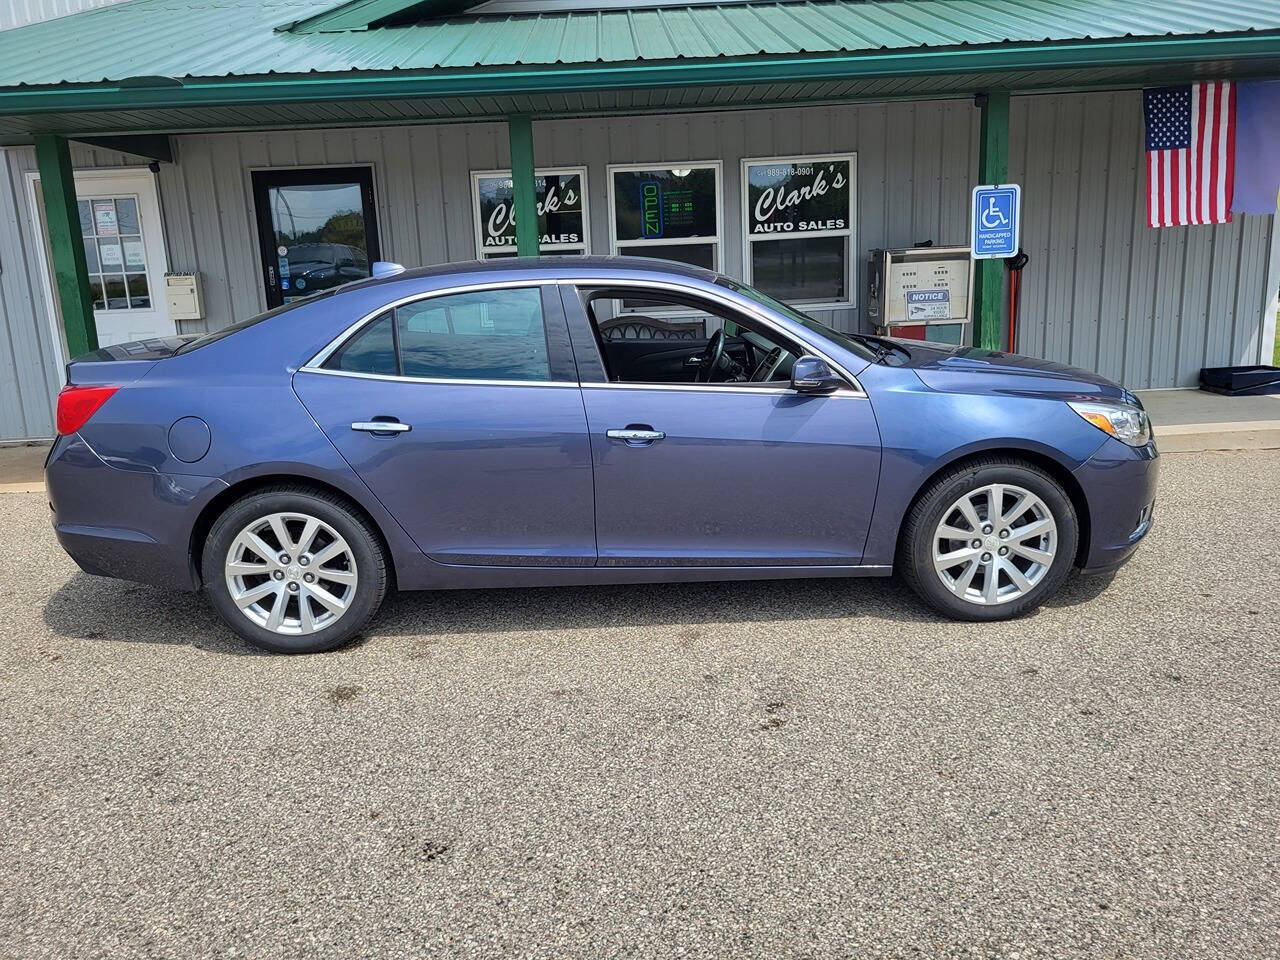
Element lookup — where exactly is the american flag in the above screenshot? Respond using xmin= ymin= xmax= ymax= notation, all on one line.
xmin=1143 ymin=82 xmax=1236 ymax=228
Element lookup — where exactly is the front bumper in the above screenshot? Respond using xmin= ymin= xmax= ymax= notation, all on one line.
xmin=1073 ymin=436 xmax=1160 ymax=575
xmin=46 ymin=434 xmax=226 ymax=591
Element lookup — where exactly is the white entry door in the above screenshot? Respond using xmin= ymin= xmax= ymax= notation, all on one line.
xmin=30 ymin=167 xmax=175 ymax=361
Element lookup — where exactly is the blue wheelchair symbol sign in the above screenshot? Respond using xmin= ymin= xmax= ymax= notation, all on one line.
xmin=971 ymin=184 xmax=1021 ymax=259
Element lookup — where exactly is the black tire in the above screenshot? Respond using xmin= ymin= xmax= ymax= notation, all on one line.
xmin=202 ymin=485 xmax=388 ymax=653
xmin=898 ymin=457 xmax=1078 ymax=621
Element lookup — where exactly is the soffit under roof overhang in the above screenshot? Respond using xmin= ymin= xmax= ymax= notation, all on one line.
xmin=1 ymin=56 xmax=1275 ymax=147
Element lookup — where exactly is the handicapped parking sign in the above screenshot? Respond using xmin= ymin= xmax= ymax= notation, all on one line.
xmin=971 ymin=183 xmax=1021 ymax=259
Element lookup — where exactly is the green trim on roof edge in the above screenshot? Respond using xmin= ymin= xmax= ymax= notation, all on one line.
xmin=2 ymin=33 xmax=1278 ymax=120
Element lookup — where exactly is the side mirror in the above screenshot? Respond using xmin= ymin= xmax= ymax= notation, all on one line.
xmin=791 ymin=355 xmax=842 ymax=394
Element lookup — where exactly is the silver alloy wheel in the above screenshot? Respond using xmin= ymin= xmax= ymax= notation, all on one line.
xmin=224 ymin=511 xmax=358 ymax=636
xmin=932 ymin=483 xmax=1057 ymax=606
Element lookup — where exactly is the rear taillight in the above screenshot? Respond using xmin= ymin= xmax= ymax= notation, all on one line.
xmin=56 ymin=384 xmax=118 ymax=435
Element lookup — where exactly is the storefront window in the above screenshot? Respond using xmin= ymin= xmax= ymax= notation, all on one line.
xmin=609 ymin=163 xmax=721 ymax=272
xmin=742 ymin=154 xmax=855 ymax=306
xmin=471 ymin=168 xmax=588 ymax=258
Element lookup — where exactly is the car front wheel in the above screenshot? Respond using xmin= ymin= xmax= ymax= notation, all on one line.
xmin=899 ymin=458 xmax=1079 ymax=621
xmin=202 ymin=486 xmax=388 ymax=653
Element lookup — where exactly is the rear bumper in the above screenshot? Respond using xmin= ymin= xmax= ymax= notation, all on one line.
xmin=46 ymin=434 xmax=225 ymax=591
xmin=1073 ymin=437 xmax=1160 ymax=576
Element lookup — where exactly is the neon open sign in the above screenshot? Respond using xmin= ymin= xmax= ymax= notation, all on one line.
xmin=641 ymin=181 xmax=663 ymax=238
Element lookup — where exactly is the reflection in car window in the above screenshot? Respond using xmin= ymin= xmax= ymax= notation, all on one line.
xmin=396 ymin=287 xmax=550 ymax=382
xmin=325 ymin=311 xmax=396 ymax=376
xmin=715 ymin=276 xmax=876 ymax=363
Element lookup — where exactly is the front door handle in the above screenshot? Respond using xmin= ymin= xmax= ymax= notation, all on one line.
xmin=606 ymin=426 xmax=665 ymax=445
xmin=352 ymin=420 xmax=411 ymax=435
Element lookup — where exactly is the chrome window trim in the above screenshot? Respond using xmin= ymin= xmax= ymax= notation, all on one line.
xmin=580 ymin=382 xmax=859 ymax=397
xmin=302 ymin=275 xmax=866 ymax=397
xmin=297 ymin=367 xmax=579 ymax=389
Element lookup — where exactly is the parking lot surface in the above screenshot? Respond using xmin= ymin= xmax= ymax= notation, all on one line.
xmin=1 ymin=450 xmax=1277 ymax=959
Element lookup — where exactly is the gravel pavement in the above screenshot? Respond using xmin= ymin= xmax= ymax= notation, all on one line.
xmin=1 ymin=450 xmax=1277 ymax=959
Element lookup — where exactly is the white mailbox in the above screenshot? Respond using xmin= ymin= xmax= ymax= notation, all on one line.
xmin=165 ymin=273 xmax=204 ymax=321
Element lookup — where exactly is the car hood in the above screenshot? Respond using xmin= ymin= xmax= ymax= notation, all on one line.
xmin=897 ymin=341 xmax=1133 ymax=404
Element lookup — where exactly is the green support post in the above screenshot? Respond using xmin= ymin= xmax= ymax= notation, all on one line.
xmin=507 ymin=115 xmax=540 ymax=258
xmin=34 ymin=134 xmax=97 ymax=357
xmin=975 ymin=92 xmax=1010 ymax=352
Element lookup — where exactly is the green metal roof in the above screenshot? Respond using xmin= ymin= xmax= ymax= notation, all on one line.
xmin=1 ymin=0 xmax=1278 ymax=88
xmin=0 ymin=0 xmax=1276 ymax=143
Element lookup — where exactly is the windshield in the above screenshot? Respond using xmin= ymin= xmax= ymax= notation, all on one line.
xmin=714 ymin=277 xmax=877 ymax=363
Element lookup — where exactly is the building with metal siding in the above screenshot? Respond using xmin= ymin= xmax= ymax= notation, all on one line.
xmin=1009 ymin=90 xmax=1277 ymax=391
xmin=0 ymin=0 xmax=1277 ymax=441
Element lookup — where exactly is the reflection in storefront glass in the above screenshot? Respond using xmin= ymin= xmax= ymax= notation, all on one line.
xmin=268 ymin=183 xmax=371 ymax=301
xmin=749 ymin=236 xmax=847 ymax=303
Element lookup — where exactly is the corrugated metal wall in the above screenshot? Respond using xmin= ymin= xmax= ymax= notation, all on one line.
xmin=0 ymin=0 xmax=130 ymax=31
xmin=0 ymin=141 xmax=140 ymax=440
xmin=1010 ymin=90 xmax=1274 ymax=390
xmin=1 ymin=93 xmax=1274 ymax=439
xmin=147 ymin=100 xmax=977 ymax=338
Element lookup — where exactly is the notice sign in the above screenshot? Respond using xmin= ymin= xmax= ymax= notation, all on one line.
xmin=613 ymin=167 xmax=718 ymax=242
xmin=746 ymin=157 xmax=852 ymax=235
xmin=906 ymin=288 xmax=951 ymax=321
xmin=474 ymin=170 xmax=586 ymax=252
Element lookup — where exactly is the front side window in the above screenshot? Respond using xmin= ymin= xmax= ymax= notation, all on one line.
xmin=609 ymin=163 xmax=721 ymax=273
xmin=472 ymin=168 xmax=588 ymax=259
xmin=716 ymin=275 xmax=876 ymax=363
xmin=742 ymin=155 xmax=856 ymax=306
xmin=580 ymin=286 xmax=803 ymax=387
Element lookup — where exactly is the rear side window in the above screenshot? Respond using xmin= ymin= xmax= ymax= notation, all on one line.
xmin=396 ymin=288 xmax=550 ymax=381
xmin=325 ymin=311 xmax=396 ymax=375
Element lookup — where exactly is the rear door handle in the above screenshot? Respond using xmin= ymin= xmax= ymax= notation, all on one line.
xmin=606 ymin=427 xmax=665 ymax=445
xmin=351 ymin=420 xmax=411 ymax=435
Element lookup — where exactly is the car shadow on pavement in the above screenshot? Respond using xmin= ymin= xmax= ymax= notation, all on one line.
xmin=375 ymin=576 xmax=942 ymax=640
xmin=1043 ymin=571 xmax=1117 ymax=609
xmin=42 ymin=570 xmax=939 ymax=653
xmin=42 ymin=568 xmax=1115 ymax=653
xmin=43 ymin=572 xmax=266 ymax=655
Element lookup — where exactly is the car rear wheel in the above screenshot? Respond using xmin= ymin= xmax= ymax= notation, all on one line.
xmin=202 ymin=486 xmax=387 ymax=653
xmin=899 ymin=458 xmax=1078 ymax=621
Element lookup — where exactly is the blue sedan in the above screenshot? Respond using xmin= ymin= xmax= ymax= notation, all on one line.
xmin=46 ymin=257 xmax=1158 ymax=653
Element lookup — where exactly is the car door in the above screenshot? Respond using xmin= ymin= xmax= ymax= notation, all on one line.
xmin=294 ymin=283 xmax=596 ymax=566
xmin=562 ymin=283 xmax=882 ymax=567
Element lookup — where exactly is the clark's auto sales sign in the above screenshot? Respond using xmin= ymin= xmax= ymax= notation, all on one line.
xmin=474 ymin=170 xmax=586 ymax=252
xmin=745 ymin=157 xmax=853 ymax=236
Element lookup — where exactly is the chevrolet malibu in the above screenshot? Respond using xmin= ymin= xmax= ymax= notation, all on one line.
xmin=46 ymin=257 xmax=1158 ymax=653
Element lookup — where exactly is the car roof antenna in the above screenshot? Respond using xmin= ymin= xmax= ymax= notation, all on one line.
xmin=372 ymin=261 xmax=405 ymax=279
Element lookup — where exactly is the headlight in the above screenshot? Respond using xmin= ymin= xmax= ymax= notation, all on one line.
xmin=1067 ymin=400 xmax=1151 ymax=447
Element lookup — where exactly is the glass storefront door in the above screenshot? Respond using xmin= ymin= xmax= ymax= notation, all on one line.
xmin=251 ymin=167 xmax=381 ymax=308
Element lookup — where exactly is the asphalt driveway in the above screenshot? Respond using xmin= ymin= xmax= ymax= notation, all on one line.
xmin=1 ymin=450 xmax=1277 ymax=959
